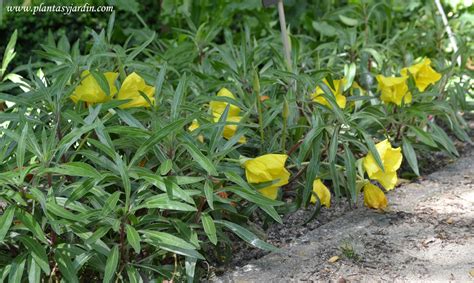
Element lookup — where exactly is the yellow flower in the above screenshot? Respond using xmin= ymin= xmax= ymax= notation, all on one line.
xmin=116 ymin=72 xmax=155 ymax=109
xmin=363 ymin=139 xmax=403 ymax=190
xmin=363 ymin=183 xmax=387 ymax=209
xmin=310 ymin=179 xmax=331 ymax=207
xmin=188 ymin=119 xmax=200 ymax=132
xmin=188 ymin=119 xmax=204 ymax=143
xmin=311 ymin=78 xmax=347 ymax=109
xmin=209 ymin=88 xmax=241 ymax=117
xmin=243 ymin=154 xmax=290 ymax=199
xmin=70 ymin=70 xmax=118 ymax=104
xmin=401 ymin=58 xmax=441 ymax=92
xmin=213 ymin=115 xmax=247 ymax=144
xmin=376 ymin=75 xmax=411 ymax=106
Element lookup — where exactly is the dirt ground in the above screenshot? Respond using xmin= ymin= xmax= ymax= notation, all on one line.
xmin=216 ymin=140 xmax=474 ymax=281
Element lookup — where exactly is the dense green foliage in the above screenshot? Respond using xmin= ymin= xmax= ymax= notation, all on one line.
xmin=0 ymin=0 xmax=472 ymax=281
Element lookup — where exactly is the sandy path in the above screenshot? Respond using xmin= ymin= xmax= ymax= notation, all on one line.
xmin=217 ymin=148 xmax=474 ymax=282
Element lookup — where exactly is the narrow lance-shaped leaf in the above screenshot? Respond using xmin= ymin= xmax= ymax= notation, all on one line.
xmin=126 ymin=225 xmax=141 ymax=253
xmin=0 ymin=205 xmax=15 ymax=242
xmin=402 ymin=137 xmax=420 ymax=176
xmin=18 ymin=237 xmax=50 ymax=275
xmin=182 ymin=141 xmax=218 ymax=176
xmin=201 ymin=213 xmax=217 ymax=245
xmin=215 ymin=220 xmax=279 ymax=252
xmin=103 ymin=245 xmax=119 ymax=283
xmin=344 ymin=143 xmax=357 ymax=202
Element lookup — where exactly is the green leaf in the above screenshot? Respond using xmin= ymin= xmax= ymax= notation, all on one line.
xmin=343 ymin=63 xmax=356 ymax=91
xmin=339 ymin=15 xmax=359 ymax=26
xmin=430 ymin=122 xmax=459 ymax=156
xmin=224 ymin=172 xmax=283 ymax=206
xmin=157 ymin=243 xmax=205 ymax=260
xmin=402 ymin=137 xmax=420 ymax=176
xmin=182 ymin=141 xmax=218 ymax=176
xmin=1 ymin=29 xmax=17 ymax=78
xmin=361 ymin=48 xmax=384 ymax=67
xmin=47 ymin=202 xmax=80 ymax=221
xmin=302 ymin=132 xmax=322 ymax=207
xmin=259 ymin=205 xmax=283 ymax=224
xmin=225 ymin=186 xmax=283 ymax=206
xmin=131 ymin=118 xmax=190 ymax=166
xmin=408 ymin=126 xmax=437 ymax=147
xmin=55 ymin=249 xmax=79 ymax=283
xmin=17 ymin=125 xmax=28 ymax=171
xmin=8 ymin=254 xmax=26 ymax=283
xmin=27 ymin=256 xmax=41 ymax=283
xmin=126 ymin=225 xmax=141 ymax=254
xmin=362 ymin=132 xmax=385 ymax=172
xmin=171 ymin=74 xmax=187 ymax=120
xmin=143 ymin=231 xmax=204 ymax=259
xmin=126 ymin=266 xmax=140 ymax=283
xmin=57 ymin=122 xmax=101 ymax=159
xmin=51 ymin=162 xmax=102 ymax=179
xmin=312 ymin=21 xmax=338 ymax=36
xmin=116 ymin=109 xmax=146 ymax=129
xmin=107 ymin=11 xmax=116 ymax=42
xmin=344 ymin=144 xmax=357 ymax=202
xmin=66 ymin=179 xmax=95 ymax=205
xmin=142 ymin=230 xmax=197 ymax=250
xmin=329 ymin=126 xmax=340 ymax=198
xmin=201 ymin=213 xmax=217 ymax=245
xmin=115 ymin=153 xmax=131 ymax=209
xmin=90 ymin=70 xmax=111 ymax=97
xmin=16 ymin=210 xmax=48 ymax=244
xmin=138 ymin=194 xmax=197 ymax=211
xmin=128 ymin=32 xmax=156 ymax=61
xmin=203 ymin=180 xmax=214 ymax=210
xmin=159 ymin=159 xmax=173 ymax=175
xmin=85 ymin=226 xmax=111 ymax=245
xmin=185 ymin=257 xmax=197 ymax=283
xmin=215 ymin=220 xmax=279 ymax=252
xmin=209 ymin=104 xmax=230 ymax=153
xmin=103 ymin=245 xmax=119 ymax=283
xmin=19 ymin=236 xmax=50 ymax=275
xmin=0 ymin=205 xmax=15 ymax=242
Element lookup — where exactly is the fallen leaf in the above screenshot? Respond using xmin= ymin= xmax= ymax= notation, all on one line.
xmin=469 ymin=268 xmax=474 ymax=277
xmin=421 ymin=237 xmax=439 ymax=247
xmin=328 ymin=256 xmax=340 ymax=263
xmin=260 ymin=95 xmax=270 ymax=102
xmin=446 ymin=217 xmax=454 ymax=224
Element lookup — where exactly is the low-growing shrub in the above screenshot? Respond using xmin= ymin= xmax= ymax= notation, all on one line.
xmin=0 ymin=0 xmax=472 ymax=281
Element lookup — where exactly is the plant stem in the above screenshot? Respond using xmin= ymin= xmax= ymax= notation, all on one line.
xmin=277 ymin=0 xmax=292 ymax=71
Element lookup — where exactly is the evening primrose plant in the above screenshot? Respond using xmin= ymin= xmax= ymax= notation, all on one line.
xmin=0 ymin=1 xmax=472 ymax=282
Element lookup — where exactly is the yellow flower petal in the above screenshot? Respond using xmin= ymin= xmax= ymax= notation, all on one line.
xmin=258 ymin=185 xmax=280 ymax=200
xmin=371 ymin=171 xmax=398 ymax=191
xmin=383 ymin=147 xmax=403 ymax=172
xmin=116 ymin=72 xmax=155 ymax=109
xmin=188 ymin=120 xmax=204 ymax=143
xmin=401 ymin=58 xmax=441 ymax=92
xmin=71 ymin=70 xmax=118 ymax=104
xmin=243 ymin=154 xmax=290 ymax=199
xmin=188 ymin=119 xmax=200 ymax=132
xmin=310 ymin=179 xmax=331 ymax=207
xmin=376 ymin=75 xmax=411 ymax=106
xmin=363 ymin=183 xmax=387 ymax=209
xmin=209 ymin=88 xmax=241 ymax=117
xmin=311 ymin=78 xmax=347 ymax=109
xmin=213 ymin=115 xmax=246 ymax=144
xmin=363 ymin=139 xmax=403 ymax=190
